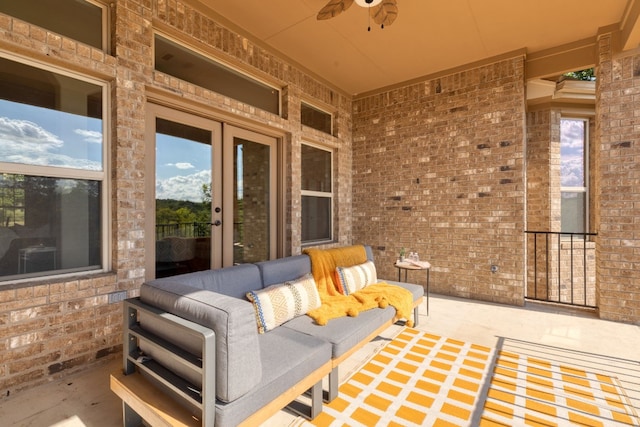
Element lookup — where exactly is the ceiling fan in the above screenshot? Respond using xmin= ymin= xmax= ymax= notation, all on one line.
xmin=317 ymin=0 xmax=399 ymax=29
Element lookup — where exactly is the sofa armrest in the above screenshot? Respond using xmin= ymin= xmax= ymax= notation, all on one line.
xmin=123 ymin=297 xmax=216 ymax=427
xmin=139 ymin=282 xmax=263 ymax=403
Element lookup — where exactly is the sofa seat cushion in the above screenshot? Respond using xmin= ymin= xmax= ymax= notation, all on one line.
xmin=140 ymin=277 xmax=262 ymax=403
xmin=382 ymin=279 xmax=424 ymax=302
xmin=283 ymin=306 xmax=396 ymax=359
xmin=214 ymin=327 xmax=331 ymax=427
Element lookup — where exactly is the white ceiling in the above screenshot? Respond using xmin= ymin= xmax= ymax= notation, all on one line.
xmin=195 ymin=0 xmax=636 ymax=95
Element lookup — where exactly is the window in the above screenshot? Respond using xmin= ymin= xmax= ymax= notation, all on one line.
xmin=560 ymin=118 xmax=588 ymax=234
xmin=301 ymin=102 xmax=333 ymax=135
xmin=301 ymin=144 xmax=333 ymax=243
xmin=0 ymin=55 xmax=107 ymax=281
xmin=154 ymin=34 xmax=280 ymax=115
xmin=0 ymin=0 xmax=107 ymax=51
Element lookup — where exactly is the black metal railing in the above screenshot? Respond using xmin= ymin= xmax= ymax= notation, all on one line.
xmin=156 ymin=222 xmax=211 ymax=240
xmin=524 ymin=231 xmax=598 ymax=308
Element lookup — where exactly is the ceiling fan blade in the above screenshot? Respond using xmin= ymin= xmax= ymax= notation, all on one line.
xmin=317 ymin=0 xmax=354 ymax=20
xmin=371 ymin=0 xmax=398 ymax=27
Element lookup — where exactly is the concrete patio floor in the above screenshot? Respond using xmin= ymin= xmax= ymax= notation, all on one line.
xmin=2 ymin=293 xmax=639 ymax=426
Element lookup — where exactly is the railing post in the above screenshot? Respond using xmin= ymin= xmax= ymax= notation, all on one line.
xmin=533 ymin=233 xmax=538 ymax=299
xmin=557 ymin=233 xmax=561 ymax=304
xmin=570 ymin=234 xmax=574 ymax=305
xmin=545 ymin=233 xmax=549 ymax=301
xmin=583 ymin=237 xmax=587 ymax=306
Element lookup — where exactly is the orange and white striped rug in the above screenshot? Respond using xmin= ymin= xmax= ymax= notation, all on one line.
xmin=305 ymin=328 xmax=639 ymax=427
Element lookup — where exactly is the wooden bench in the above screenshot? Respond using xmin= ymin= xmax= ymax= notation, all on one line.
xmin=111 ymin=370 xmax=199 ymax=427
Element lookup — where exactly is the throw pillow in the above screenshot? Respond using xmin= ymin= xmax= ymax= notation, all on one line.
xmin=335 ymin=260 xmax=377 ymax=295
xmin=246 ymin=273 xmax=321 ymax=333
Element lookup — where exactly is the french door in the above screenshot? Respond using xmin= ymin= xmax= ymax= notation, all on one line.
xmin=223 ymin=125 xmax=278 ymax=267
xmin=145 ymin=104 xmax=278 ymax=280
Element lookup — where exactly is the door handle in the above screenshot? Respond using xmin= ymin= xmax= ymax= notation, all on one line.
xmin=212 ymin=220 xmax=222 ymax=226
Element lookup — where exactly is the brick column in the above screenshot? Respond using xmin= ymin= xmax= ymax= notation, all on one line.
xmin=595 ymin=31 xmax=640 ymax=323
xmin=111 ymin=0 xmax=151 ymax=289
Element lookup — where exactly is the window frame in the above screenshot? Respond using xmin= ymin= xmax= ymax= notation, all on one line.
xmin=0 ymin=0 xmax=110 ymax=52
xmin=93 ymin=0 xmax=110 ymax=53
xmin=301 ymin=101 xmax=334 ymax=135
xmin=301 ymin=142 xmax=334 ymax=245
xmin=0 ymin=52 xmax=111 ymax=283
xmin=153 ymin=31 xmax=282 ymax=116
xmin=560 ymin=116 xmax=589 ymax=235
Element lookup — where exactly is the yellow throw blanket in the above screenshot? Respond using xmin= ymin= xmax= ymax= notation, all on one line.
xmin=304 ymin=245 xmax=414 ymax=327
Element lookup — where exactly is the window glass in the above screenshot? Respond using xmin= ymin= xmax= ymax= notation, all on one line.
xmin=560 ymin=118 xmax=587 ymax=234
xmin=301 ymin=102 xmax=332 ymax=135
xmin=302 ymin=144 xmax=331 ymax=192
xmin=302 ymin=196 xmax=331 ymax=242
xmin=301 ymin=144 xmax=333 ymax=243
xmin=0 ymin=57 xmax=103 ymax=170
xmin=561 ymin=192 xmax=585 ymax=234
xmin=154 ymin=34 xmax=280 ymax=115
xmin=234 ymin=138 xmax=272 ymax=264
xmin=0 ymin=175 xmax=102 ymax=279
xmin=560 ymin=119 xmax=585 ymax=187
xmin=0 ymin=56 xmax=106 ymax=281
xmin=0 ymin=0 xmax=104 ymax=50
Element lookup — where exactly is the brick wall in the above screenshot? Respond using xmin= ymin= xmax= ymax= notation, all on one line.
xmin=526 ymin=108 xmax=561 ymax=232
xmin=0 ymin=0 xmax=353 ymax=395
xmin=3 ymin=0 xmax=640 ymax=400
xmin=595 ymin=32 xmax=640 ymax=323
xmin=0 ymin=275 xmax=121 ymax=396
xmin=0 ymin=10 xmax=125 ymax=396
xmin=525 ymin=108 xmax=556 ymax=302
xmin=352 ymin=58 xmax=527 ymax=305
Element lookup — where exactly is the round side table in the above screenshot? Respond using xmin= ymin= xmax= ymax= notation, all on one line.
xmin=394 ymin=260 xmax=430 ymax=316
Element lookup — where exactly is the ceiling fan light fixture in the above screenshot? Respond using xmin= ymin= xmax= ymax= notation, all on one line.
xmin=354 ymin=0 xmax=382 ymax=7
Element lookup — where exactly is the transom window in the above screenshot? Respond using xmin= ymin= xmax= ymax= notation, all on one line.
xmin=0 ymin=0 xmax=107 ymax=51
xmin=301 ymin=102 xmax=333 ymax=135
xmin=154 ymin=34 xmax=280 ymax=115
xmin=0 ymin=55 xmax=107 ymax=281
xmin=301 ymin=143 xmax=333 ymax=244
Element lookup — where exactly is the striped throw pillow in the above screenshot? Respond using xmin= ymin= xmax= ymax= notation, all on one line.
xmin=335 ymin=261 xmax=378 ymax=295
xmin=246 ymin=273 xmax=321 ymax=333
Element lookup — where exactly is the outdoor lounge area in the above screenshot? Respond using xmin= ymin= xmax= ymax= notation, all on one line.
xmin=2 ymin=294 xmax=639 ymax=426
xmin=3 ymin=0 xmax=640 ymax=426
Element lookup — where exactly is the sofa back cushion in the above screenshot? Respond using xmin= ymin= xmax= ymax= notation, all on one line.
xmin=140 ymin=265 xmax=263 ymax=402
xmin=364 ymin=245 xmax=374 ymax=262
xmin=148 ymin=263 xmax=263 ymax=299
xmin=256 ymin=255 xmax=311 ymax=287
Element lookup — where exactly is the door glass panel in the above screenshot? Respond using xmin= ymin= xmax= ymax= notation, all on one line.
xmin=155 ymin=118 xmax=212 ymax=277
xmin=233 ymin=138 xmax=270 ymax=264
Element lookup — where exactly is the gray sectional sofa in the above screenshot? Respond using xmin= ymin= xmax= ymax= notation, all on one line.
xmin=110 ymin=245 xmax=424 ymax=427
